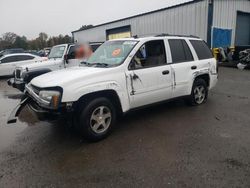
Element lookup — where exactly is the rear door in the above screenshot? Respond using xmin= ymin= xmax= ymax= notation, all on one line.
xmin=189 ymin=39 xmax=215 ymax=82
xmin=126 ymin=40 xmax=173 ymax=108
xmin=168 ymin=39 xmax=197 ymax=97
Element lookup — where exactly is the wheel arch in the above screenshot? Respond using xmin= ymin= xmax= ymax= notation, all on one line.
xmin=74 ymin=89 xmax=124 ymax=116
xmin=194 ymin=73 xmax=210 ymax=87
xmin=188 ymin=72 xmax=210 ymax=95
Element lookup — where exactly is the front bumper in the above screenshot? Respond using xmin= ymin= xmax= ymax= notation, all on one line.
xmin=7 ymin=78 xmax=25 ymax=92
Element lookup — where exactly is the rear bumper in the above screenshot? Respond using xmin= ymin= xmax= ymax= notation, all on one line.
xmin=7 ymin=78 xmax=25 ymax=92
xmin=209 ymin=74 xmax=218 ymax=89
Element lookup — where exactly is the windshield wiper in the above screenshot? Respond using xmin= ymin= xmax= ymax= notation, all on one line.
xmin=81 ymin=61 xmax=90 ymax=65
xmin=91 ymin=63 xmax=110 ymax=67
xmin=80 ymin=62 xmax=110 ymax=67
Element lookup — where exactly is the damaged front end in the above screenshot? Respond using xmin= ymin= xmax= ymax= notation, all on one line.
xmin=7 ymin=84 xmax=66 ymax=124
xmin=7 ymin=96 xmax=30 ymax=124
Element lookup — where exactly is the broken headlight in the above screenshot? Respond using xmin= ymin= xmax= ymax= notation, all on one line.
xmin=39 ymin=90 xmax=61 ymax=109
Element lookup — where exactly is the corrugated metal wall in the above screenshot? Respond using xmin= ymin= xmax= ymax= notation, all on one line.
xmin=73 ymin=0 xmax=209 ymax=43
xmin=213 ymin=0 xmax=250 ymax=46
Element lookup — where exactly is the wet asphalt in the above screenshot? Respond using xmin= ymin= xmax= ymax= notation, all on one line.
xmin=0 ymin=67 xmax=250 ymax=188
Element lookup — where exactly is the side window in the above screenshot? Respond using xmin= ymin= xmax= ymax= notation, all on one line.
xmin=169 ymin=39 xmax=193 ymax=63
xmin=1 ymin=56 xmax=18 ymax=63
xmin=17 ymin=55 xmax=35 ymax=61
xmin=67 ymin=46 xmax=76 ymax=60
xmin=190 ymin=40 xmax=213 ymax=60
xmin=129 ymin=40 xmax=166 ymax=69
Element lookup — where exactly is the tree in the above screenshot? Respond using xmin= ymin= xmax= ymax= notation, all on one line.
xmin=1 ymin=32 xmax=17 ymax=49
xmin=0 ymin=32 xmax=73 ymax=50
xmin=37 ymin=32 xmax=48 ymax=49
xmin=13 ymin=36 xmax=28 ymax=49
xmin=38 ymin=32 xmax=48 ymax=42
xmin=2 ymin=32 xmax=17 ymax=44
xmin=79 ymin=25 xmax=93 ymax=30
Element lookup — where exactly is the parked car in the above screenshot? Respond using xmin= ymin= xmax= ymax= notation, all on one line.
xmin=0 ymin=53 xmax=47 ymax=77
xmin=8 ymin=35 xmax=218 ymax=141
xmin=0 ymin=48 xmax=25 ymax=58
xmin=37 ymin=48 xmax=51 ymax=57
xmin=8 ymin=42 xmax=103 ymax=91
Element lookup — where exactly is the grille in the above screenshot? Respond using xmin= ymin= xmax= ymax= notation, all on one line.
xmin=15 ymin=69 xmax=21 ymax=79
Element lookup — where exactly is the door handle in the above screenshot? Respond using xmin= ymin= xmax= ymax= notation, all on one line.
xmin=191 ymin=66 xmax=197 ymax=70
xmin=162 ymin=70 xmax=170 ymax=75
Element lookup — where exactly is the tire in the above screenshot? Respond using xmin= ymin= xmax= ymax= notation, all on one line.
xmin=77 ymin=97 xmax=117 ymax=142
xmin=187 ymin=78 xmax=208 ymax=106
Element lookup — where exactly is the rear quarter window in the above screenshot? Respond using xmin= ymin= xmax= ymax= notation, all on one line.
xmin=168 ymin=39 xmax=193 ymax=63
xmin=190 ymin=40 xmax=213 ymax=60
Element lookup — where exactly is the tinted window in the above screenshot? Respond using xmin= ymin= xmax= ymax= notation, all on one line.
xmin=130 ymin=40 xmax=166 ymax=69
xmin=182 ymin=41 xmax=193 ymax=61
xmin=169 ymin=39 xmax=193 ymax=63
xmin=18 ymin=55 xmax=35 ymax=61
xmin=190 ymin=40 xmax=213 ymax=60
xmin=1 ymin=56 xmax=18 ymax=63
xmin=67 ymin=46 xmax=76 ymax=59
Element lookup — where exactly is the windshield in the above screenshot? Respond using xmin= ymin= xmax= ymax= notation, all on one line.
xmin=48 ymin=46 xmax=66 ymax=59
xmin=84 ymin=40 xmax=138 ymax=67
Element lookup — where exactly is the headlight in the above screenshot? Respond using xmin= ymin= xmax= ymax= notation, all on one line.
xmin=15 ymin=68 xmax=23 ymax=80
xmin=39 ymin=90 xmax=61 ymax=108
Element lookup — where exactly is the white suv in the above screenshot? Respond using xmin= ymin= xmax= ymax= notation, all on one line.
xmin=9 ymin=35 xmax=218 ymax=141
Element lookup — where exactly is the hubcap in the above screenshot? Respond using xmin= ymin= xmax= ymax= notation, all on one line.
xmin=90 ymin=106 xmax=112 ymax=134
xmin=194 ymin=85 xmax=206 ymax=104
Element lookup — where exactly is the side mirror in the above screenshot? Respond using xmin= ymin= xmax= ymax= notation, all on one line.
xmin=128 ymin=58 xmax=136 ymax=70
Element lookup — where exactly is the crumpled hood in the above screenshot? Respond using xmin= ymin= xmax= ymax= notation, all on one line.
xmin=31 ymin=66 xmax=109 ymax=88
xmin=19 ymin=59 xmax=62 ymax=70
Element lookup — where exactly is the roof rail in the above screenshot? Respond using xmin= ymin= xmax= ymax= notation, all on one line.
xmin=155 ymin=33 xmax=200 ymax=38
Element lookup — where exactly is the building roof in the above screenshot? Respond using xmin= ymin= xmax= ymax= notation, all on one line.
xmin=72 ymin=0 xmax=202 ymax=33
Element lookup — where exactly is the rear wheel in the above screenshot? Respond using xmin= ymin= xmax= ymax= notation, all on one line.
xmin=77 ymin=97 xmax=117 ymax=142
xmin=187 ymin=78 xmax=208 ymax=106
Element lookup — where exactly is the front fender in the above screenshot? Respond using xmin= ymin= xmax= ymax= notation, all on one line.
xmin=62 ymin=81 xmax=130 ymax=112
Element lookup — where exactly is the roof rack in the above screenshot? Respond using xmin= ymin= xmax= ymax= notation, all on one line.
xmin=155 ymin=33 xmax=199 ymax=38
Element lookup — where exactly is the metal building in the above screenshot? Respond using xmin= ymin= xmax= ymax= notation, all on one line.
xmin=72 ymin=0 xmax=250 ymax=47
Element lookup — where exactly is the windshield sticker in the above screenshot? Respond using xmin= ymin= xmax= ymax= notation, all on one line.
xmin=112 ymin=48 xmax=122 ymax=57
xmin=123 ymin=41 xmax=137 ymax=45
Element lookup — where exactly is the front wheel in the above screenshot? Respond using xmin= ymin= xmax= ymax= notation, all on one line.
xmin=77 ymin=97 xmax=117 ymax=142
xmin=187 ymin=78 xmax=208 ymax=106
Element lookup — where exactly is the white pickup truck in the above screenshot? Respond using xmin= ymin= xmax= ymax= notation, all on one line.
xmin=8 ymin=35 xmax=218 ymax=141
xmin=7 ymin=42 xmax=102 ymax=91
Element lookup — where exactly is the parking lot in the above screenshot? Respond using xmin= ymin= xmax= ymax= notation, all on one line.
xmin=0 ymin=67 xmax=249 ymax=187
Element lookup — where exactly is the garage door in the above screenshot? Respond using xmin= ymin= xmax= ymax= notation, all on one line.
xmin=235 ymin=12 xmax=250 ymax=45
xmin=106 ymin=25 xmax=131 ymax=40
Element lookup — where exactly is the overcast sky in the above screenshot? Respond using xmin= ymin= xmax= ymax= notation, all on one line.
xmin=0 ymin=0 xmax=190 ymax=39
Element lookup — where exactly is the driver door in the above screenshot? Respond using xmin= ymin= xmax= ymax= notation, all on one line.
xmin=65 ymin=45 xmax=80 ymax=67
xmin=126 ymin=40 xmax=173 ymax=109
